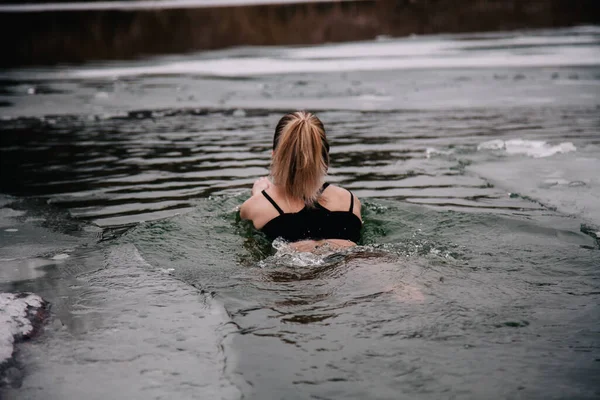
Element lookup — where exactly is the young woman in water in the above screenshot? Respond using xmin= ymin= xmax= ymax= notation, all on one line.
xmin=240 ymin=111 xmax=362 ymax=251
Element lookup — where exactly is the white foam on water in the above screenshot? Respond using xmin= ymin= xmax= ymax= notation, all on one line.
xmin=0 ymin=293 xmax=45 ymax=365
xmin=258 ymin=239 xmax=350 ymax=268
xmin=51 ymin=253 xmax=70 ymax=260
xmin=478 ymin=139 xmax=576 ymax=158
xmin=262 ymin=239 xmax=328 ymax=267
xmin=4 ymin=228 xmax=18 ymax=232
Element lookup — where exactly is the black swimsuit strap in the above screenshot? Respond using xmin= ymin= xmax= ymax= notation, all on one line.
xmin=314 ymin=182 xmax=331 ymax=211
xmin=263 ymin=183 xmax=330 ymax=215
xmin=348 ymin=190 xmax=354 ymax=212
xmin=261 ymin=190 xmax=284 ymax=215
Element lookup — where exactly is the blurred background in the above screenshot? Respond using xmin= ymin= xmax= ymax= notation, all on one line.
xmin=1 ymin=0 xmax=599 ymax=66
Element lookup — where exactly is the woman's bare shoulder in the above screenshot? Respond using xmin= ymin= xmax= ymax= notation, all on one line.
xmin=325 ymin=184 xmax=359 ymax=199
xmin=322 ymin=184 xmax=361 ymax=217
xmin=240 ymin=191 xmax=280 ymax=229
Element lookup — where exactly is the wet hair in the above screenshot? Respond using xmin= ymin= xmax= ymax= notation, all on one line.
xmin=271 ymin=111 xmax=330 ymax=205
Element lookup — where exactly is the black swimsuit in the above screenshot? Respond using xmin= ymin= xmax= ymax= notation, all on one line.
xmin=259 ymin=183 xmax=362 ymax=243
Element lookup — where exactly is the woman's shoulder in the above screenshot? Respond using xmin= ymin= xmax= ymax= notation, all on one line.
xmin=322 ymin=184 xmax=361 ymax=216
xmin=325 ymin=183 xmax=352 ymax=194
xmin=324 ymin=183 xmax=359 ymax=200
xmin=240 ymin=190 xmax=281 ymax=229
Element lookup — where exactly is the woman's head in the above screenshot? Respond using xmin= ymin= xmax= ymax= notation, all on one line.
xmin=271 ymin=111 xmax=330 ymax=205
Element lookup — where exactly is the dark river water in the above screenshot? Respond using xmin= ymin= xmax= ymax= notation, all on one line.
xmin=0 ymin=26 xmax=599 ymax=399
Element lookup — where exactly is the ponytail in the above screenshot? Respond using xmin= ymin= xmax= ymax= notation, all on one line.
xmin=271 ymin=111 xmax=329 ymax=205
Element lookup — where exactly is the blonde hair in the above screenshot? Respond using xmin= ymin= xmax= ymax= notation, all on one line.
xmin=271 ymin=111 xmax=330 ymax=205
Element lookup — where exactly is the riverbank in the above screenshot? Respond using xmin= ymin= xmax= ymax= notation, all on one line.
xmin=1 ymin=0 xmax=599 ymax=67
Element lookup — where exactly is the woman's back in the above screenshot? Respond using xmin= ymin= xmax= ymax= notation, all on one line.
xmin=245 ymin=183 xmax=362 ymax=243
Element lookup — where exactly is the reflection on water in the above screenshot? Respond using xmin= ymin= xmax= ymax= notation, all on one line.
xmin=0 ymin=27 xmax=599 ymax=399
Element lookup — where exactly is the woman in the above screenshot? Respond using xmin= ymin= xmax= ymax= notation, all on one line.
xmin=240 ymin=111 xmax=362 ymax=251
